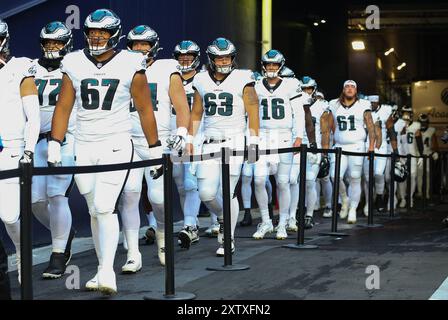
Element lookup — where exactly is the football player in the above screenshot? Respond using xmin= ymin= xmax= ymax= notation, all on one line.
xmin=287 ymin=77 xmax=318 ymax=233
xmin=328 ymin=80 xmax=376 ymax=224
xmin=120 ymin=25 xmax=190 ymax=270
xmin=32 ymin=21 xmax=76 ymax=279
xmin=49 ymin=9 xmax=160 ymax=295
xmin=186 ymin=38 xmax=260 ymax=255
xmin=299 ymin=78 xmax=331 ymax=229
xmin=0 ymin=19 xmax=40 ymax=283
xmin=362 ymin=95 xmax=394 ymax=215
xmin=251 ymin=50 xmax=305 ymax=239
xmin=314 ymin=91 xmax=333 ymax=218
xmin=384 ymin=105 xmax=407 ymax=210
xmin=398 ymin=107 xmax=422 ymax=208
xmin=416 ymin=113 xmax=438 ymax=199
xmin=172 ymin=40 xmax=216 ymax=248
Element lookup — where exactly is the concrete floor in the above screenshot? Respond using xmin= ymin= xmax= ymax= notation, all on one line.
xmin=9 ymin=202 xmax=448 ymax=300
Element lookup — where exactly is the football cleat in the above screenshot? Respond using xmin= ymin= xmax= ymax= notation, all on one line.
xmin=340 ymin=196 xmax=349 ymax=219
xmin=252 ymin=221 xmax=274 ymax=240
xmin=121 ymin=252 xmax=142 ymax=274
xmin=216 ymin=239 xmax=235 ymax=257
xmin=144 ymin=226 xmax=156 ymax=245
xmin=205 ymin=222 xmax=220 ymax=237
xmin=347 ymin=207 xmax=357 ymax=224
xmin=178 ymin=226 xmax=199 ymax=249
xmin=275 ymin=224 xmax=288 ymax=240
xmin=85 ymin=273 xmax=99 ymax=291
xmin=155 ymin=230 xmax=165 ymax=266
xmin=322 ymin=207 xmax=332 ymax=218
xmin=304 ymin=216 xmax=315 ymax=229
xmin=97 ymin=267 xmax=117 ymax=295
xmin=42 ymin=252 xmax=69 ymax=279
xmin=286 ymin=216 xmax=298 ymax=233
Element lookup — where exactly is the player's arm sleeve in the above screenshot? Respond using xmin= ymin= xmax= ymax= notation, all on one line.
xmin=19 ymin=62 xmax=40 ymax=153
xmin=291 ymin=95 xmax=305 ymax=139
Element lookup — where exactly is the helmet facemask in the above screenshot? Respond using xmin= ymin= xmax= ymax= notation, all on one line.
xmin=85 ymin=27 xmax=121 ymax=56
xmin=208 ymin=53 xmax=235 ymax=74
xmin=41 ymin=38 xmax=73 ymax=60
xmin=262 ymin=61 xmax=284 ymax=79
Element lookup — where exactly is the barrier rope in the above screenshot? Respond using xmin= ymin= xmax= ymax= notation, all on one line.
xmin=0 ymin=147 xmax=443 ymax=180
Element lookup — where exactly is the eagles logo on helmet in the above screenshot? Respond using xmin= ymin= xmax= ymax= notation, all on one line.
xmin=206 ymin=37 xmax=236 ymax=74
xmin=83 ymin=8 xmax=122 ymax=56
xmin=40 ymin=21 xmax=73 ymax=60
xmin=127 ymin=25 xmax=160 ymax=61
xmin=173 ymin=40 xmax=200 ymax=72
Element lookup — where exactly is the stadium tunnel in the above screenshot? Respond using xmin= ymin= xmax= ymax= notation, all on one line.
xmin=1 ymin=0 xmax=448 ymax=251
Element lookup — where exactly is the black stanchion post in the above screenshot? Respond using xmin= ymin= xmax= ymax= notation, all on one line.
xmin=442 ymin=153 xmax=447 ymax=203
xmin=406 ymin=154 xmax=412 ymax=212
xmin=144 ymin=154 xmax=195 ymax=300
xmin=284 ymin=144 xmax=318 ymax=250
xmin=422 ymin=155 xmax=427 ymax=210
xmin=319 ymin=147 xmax=348 ymax=237
xmin=428 ymin=156 xmax=433 ymax=205
xmin=389 ymin=153 xmax=399 ymax=219
xmin=207 ymin=148 xmax=250 ymax=271
xmin=358 ymin=151 xmax=382 ymax=228
xmin=19 ymin=161 xmax=33 ymax=300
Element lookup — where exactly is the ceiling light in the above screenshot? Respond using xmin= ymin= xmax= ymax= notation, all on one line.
xmin=321 ymin=19 xmax=326 ymax=23
xmin=397 ymin=62 xmax=406 ymax=70
xmin=313 ymin=22 xmax=319 ymax=26
xmin=384 ymin=48 xmax=394 ymax=56
xmin=351 ymin=40 xmax=365 ymax=50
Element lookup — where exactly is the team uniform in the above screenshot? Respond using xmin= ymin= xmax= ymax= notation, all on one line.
xmin=401 ymin=121 xmax=421 ymax=206
xmin=329 ymin=98 xmax=372 ymax=222
xmin=32 ymin=58 xmax=76 ymax=259
xmin=193 ymin=68 xmax=254 ymax=250
xmin=362 ymin=104 xmax=392 ymax=213
xmin=124 ymin=58 xmax=179 ymax=213
xmin=0 ymin=56 xmax=39 ymax=273
xmin=301 ymin=98 xmax=329 ymax=220
xmin=120 ymin=58 xmax=179 ymax=265
xmin=417 ymin=126 xmax=436 ymax=199
xmin=252 ymin=77 xmax=305 ymax=239
xmin=61 ymin=48 xmax=146 ymax=288
xmin=385 ymin=117 xmax=407 ymax=208
xmin=171 ymin=72 xmax=201 ymax=225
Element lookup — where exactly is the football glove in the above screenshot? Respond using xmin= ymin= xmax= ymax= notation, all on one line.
xmin=148 ymin=140 xmax=164 ymax=179
xmin=47 ymin=138 xmax=62 ymax=167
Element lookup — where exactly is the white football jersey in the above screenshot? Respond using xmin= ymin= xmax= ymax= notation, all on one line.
xmin=0 ymin=56 xmax=36 ymax=146
xmin=193 ymin=69 xmax=255 ymax=138
xmin=372 ymin=104 xmax=392 ymax=143
xmin=61 ymin=49 xmax=146 ymax=142
xmin=404 ymin=121 xmax=421 ymax=156
xmin=329 ymin=98 xmax=371 ymax=146
xmin=34 ymin=59 xmax=76 ymax=134
xmin=387 ymin=118 xmax=406 ymax=153
xmin=303 ymin=99 xmax=329 ymax=147
xmin=421 ymin=126 xmax=436 ymax=155
xmin=170 ymin=70 xmax=197 ymax=133
xmin=131 ymin=59 xmax=179 ymax=139
xmin=255 ymin=77 xmax=301 ymax=131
